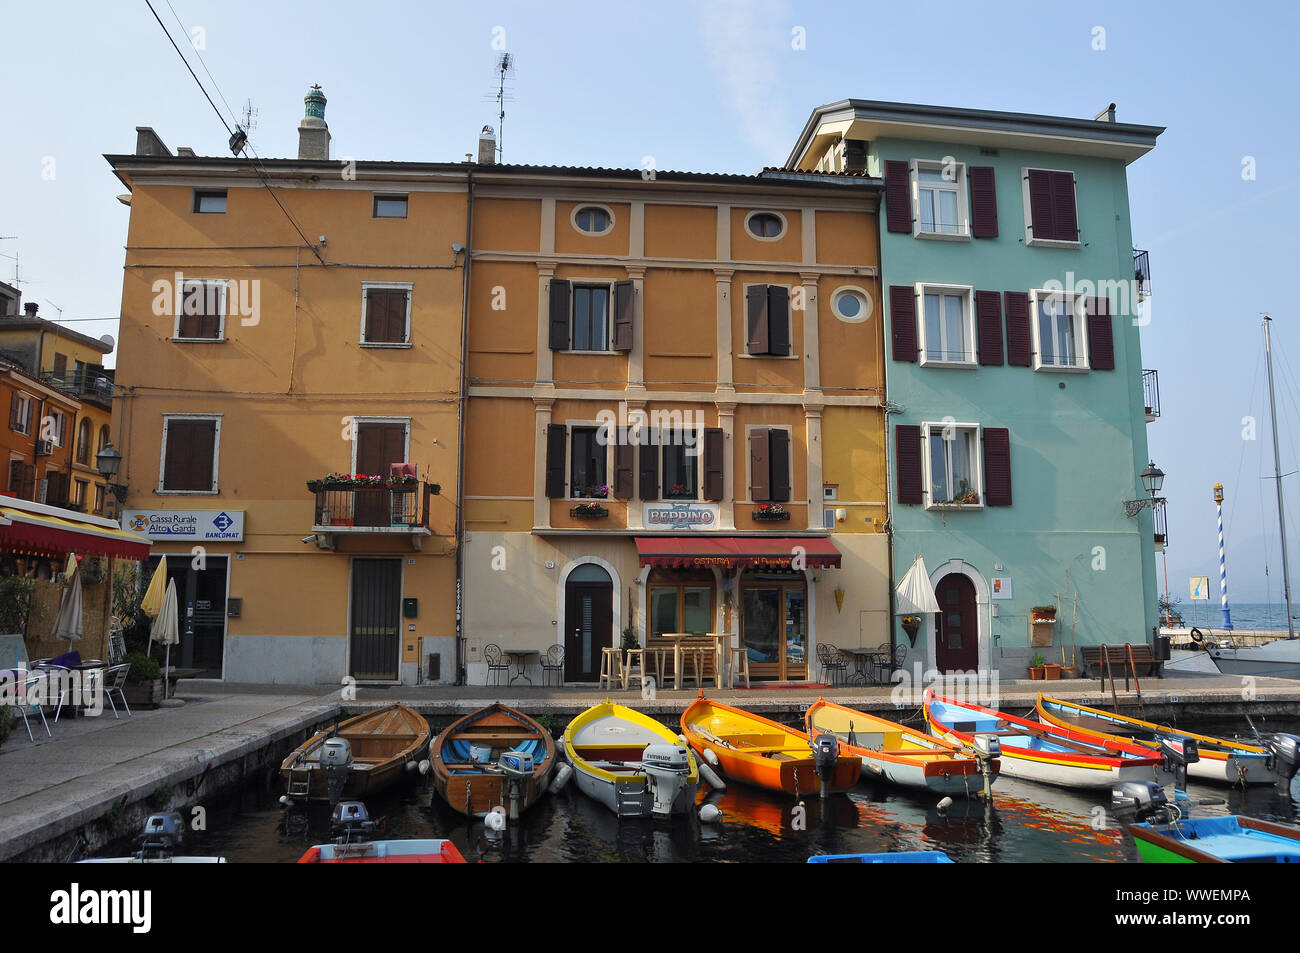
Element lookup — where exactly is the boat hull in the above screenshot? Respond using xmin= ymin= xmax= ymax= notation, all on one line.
xmin=1209 ymin=642 xmax=1300 ymax=679
xmin=1131 ymin=815 xmax=1300 ymax=863
xmin=297 ymin=839 xmax=466 ymax=863
xmin=431 ymin=703 xmax=556 ymax=818
xmin=280 ymin=704 xmax=430 ymax=803
xmin=808 ymin=851 xmax=953 ymax=864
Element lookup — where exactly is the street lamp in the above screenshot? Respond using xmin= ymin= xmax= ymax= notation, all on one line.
xmin=1124 ymin=461 xmax=1166 ymax=518
xmin=95 ymin=442 xmax=128 ymax=502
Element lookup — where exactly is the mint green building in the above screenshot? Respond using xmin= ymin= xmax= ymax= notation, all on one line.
xmin=786 ymin=101 xmax=1164 ymax=678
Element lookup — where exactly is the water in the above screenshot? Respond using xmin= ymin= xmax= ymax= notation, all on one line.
xmin=129 ymin=716 xmax=1300 ymax=864
xmin=1172 ymin=601 xmax=1298 ymax=632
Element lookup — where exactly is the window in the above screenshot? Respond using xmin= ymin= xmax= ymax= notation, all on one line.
xmin=1031 ymin=291 xmax=1088 ymax=371
xmin=924 ymin=422 xmax=981 ymax=508
xmin=9 ymin=393 xmax=33 ymax=436
xmin=748 ymin=428 xmax=791 ymax=502
xmin=661 ymin=429 xmax=699 ymax=499
xmin=93 ymin=483 xmax=105 ymax=515
xmin=548 ymin=279 xmax=633 ymax=353
xmin=1023 ymin=168 xmax=1079 ymax=246
xmin=46 ymin=410 xmax=67 ymax=448
xmin=831 ymin=287 xmax=872 ymax=323
xmin=649 ymin=577 xmax=714 ymax=638
xmin=823 ymin=508 xmax=836 ymax=529
xmin=174 ymin=279 xmax=227 ymax=340
xmin=824 ymin=485 xmax=837 ymax=500
xmin=746 ymin=211 xmax=785 ymax=239
xmin=918 ymin=285 xmax=975 ymax=366
xmin=193 ymin=190 xmax=227 ymax=214
xmin=573 ymin=206 xmax=612 ymax=234
xmin=160 ymin=415 xmax=220 ymax=493
xmin=572 ymin=286 xmax=610 ymax=352
xmin=361 ymin=284 xmax=412 ymax=346
xmin=912 ymin=160 xmax=968 ymax=239
xmin=73 ymin=479 xmax=88 ymax=508
xmin=570 ymin=427 xmax=608 ymax=498
xmin=745 ymin=284 xmax=793 ymax=356
xmin=372 ymin=194 xmax=408 ymax=218
xmin=76 ymin=419 xmax=91 ymax=465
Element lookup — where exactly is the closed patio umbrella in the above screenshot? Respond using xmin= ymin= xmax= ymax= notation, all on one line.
xmin=150 ymin=578 xmax=179 ymax=699
xmin=895 ymin=556 xmax=941 ymax=615
xmin=53 ymin=556 xmax=84 ymax=645
xmin=141 ymin=556 xmax=168 ymax=620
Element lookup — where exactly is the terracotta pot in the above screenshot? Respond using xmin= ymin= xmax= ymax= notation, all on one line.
xmin=1028 ymin=667 xmax=1045 ymax=680
xmin=1061 ymin=666 xmax=1079 ymax=679
xmin=1043 ymin=663 xmax=1062 ymax=680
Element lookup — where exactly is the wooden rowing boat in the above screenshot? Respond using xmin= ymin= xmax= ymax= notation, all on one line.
xmin=807 ymin=851 xmax=953 ymax=864
xmin=280 ymin=703 xmax=429 ymax=802
xmin=564 ymin=700 xmax=699 ymax=817
xmin=806 ymin=698 xmax=998 ymax=795
xmin=923 ymin=691 xmax=1167 ymax=790
xmin=1131 ymin=815 xmax=1300 ymax=863
xmin=682 ymin=694 xmax=861 ymax=796
xmin=430 ymin=703 xmax=556 ymax=818
xmin=1035 ymin=694 xmax=1278 ymax=786
xmin=297 ymin=839 xmax=467 ymax=863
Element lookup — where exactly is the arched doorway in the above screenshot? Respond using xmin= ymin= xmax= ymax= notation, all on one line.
xmin=935 ymin=573 xmax=978 ymax=672
xmin=564 ymin=563 xmax=613 ymax=682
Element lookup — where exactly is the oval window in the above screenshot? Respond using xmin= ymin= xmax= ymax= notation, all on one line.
xmin=747 ymin=212 xmax=784 ymax=239
xmin=575 ymin=206 xmax=611 ymax=233
xmin=832 ymin=288 xmax=872 ymax=323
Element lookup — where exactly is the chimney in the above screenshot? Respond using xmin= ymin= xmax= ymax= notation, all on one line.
xmin=176 ymin=146 xmax=197 ymax=157
xmin=24 ymin=302 xmax=38 ymax=317
xmin=478 ymin=125 xmax=497 ymax=165
xmin=1094 ymin=103 xmax=1117 ymax=123
xmin=135 ymin=126 xmax=172 ymax=157
xmin=298 ymin=85 xmax=331 ymax=160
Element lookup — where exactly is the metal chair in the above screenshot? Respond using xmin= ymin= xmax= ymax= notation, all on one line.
xmin=541 ymin=644 xmax=564 ymax=687
xmin=873 ymin=641 xmax=908 ymax=685
xmin=817 ymin=642 xmax=847 ymax=686
xmin=483 ymin=644 xmax=509 ymax=687
xmin=100 ymin=663 xmax=133 ymax=719
xmin=108 ymin=616 xmax=127 ymax=665
xmin=14 ymin=673 xmax=51 ymax=741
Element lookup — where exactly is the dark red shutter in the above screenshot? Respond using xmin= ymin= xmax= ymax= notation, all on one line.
xmin=1027 ymin=170 xmax=1055 ymax=241
xmin=746 ymin=285 xmax=769 ymax=355
xmin=190 ymin=421 xmax=216 ymax=490
xmin=544 ymin=424 xmax=566 ymax=498
xmin=22 ymin=464 xmax=35 ymax=500
xmin=8 ymin=459 xmax=22 ymax=494
xmin=1051 ymin=171 xmax=1079 ymax=242
xmin=1086 ymin=297 xmax=1115 ymax=370
xmin=983 ymin=428 xmax=1013 ymax=506
xmin=612 ymin=280 xmax=634 ymax=352
xmin=703 ymin=428 xmax=724 ymax=501
xmin=548 ymin=279 xmax=571 ymax=350
xmin=639 ymin=429 xmax=659 ymax=500
xmin=164 ymin=420 xmax=216 ymax=491
xmin=890 ymin=286 xmax=918 ymax=362
xmin=975 ymin=290 xmax=1004 ymax=366
xmin=768 ymin=429 xmax=790 ymax=503
xmin=177 ymin=310 xmax=198 ymax=338
xmin=970 ymin=166 xmax=998 ymax=238
xmin=767 ymin=286 xmax=791 ymax=356
xmin=895 ymin=425 xmax=922 ymax=505
xmin=1004 ymin=292 xmax=1032 ymax=367
xmin=614 ymin=441 xmax=634 ymax=498
xmin=884 ymin=160 xmax=912 ymax=233
xmin=8 ymin=393 xmax=18 ymax=430
xmin=749 ymin=430 xmax=770 ymax=502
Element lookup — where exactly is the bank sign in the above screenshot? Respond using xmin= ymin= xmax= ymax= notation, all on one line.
xmin=123 ymin=509 xmax=245 ymax=542
xmin=644 ymin=503 xmax=719 ymax=530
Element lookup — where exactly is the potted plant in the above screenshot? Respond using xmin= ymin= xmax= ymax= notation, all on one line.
xmin=665 ymin=483 xmax=693 ymax=499
xmin=1028 ymin=653 xmax=1046 ymax=680
xmin=570 ymin=502 xmax=609 ymax=518
xmin=753 ymin=503 xmax=790 ymax=521
xmin=620 ymin=624 xmax=638 ymax=651
xmin=123 ymin=650 xmax=164 ymax=708
xmin=1030 ymin=605 xmax=1058 ymax=623
xmin=900 ymin=614 xmax=921 ymax=646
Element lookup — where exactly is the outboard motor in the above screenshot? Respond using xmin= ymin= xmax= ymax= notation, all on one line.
xmin=329 ymin=800 xmax=377 ymax=844
xmin=641 ymin=744 xmax=693 ymax=816
xmin=972 ymin=733 xmax=1001 ymax=800
xmin=136 ymin=812 xmax=186 ymax=859
xmin=320 ymin=736 xmax=353 ymax=805
xmin=1266 ymin=733 xmax=1300 ymax=795
xmin=497 ymin=750 xmax=535 ymax=820
xmin=1112 ymin=781 xmax=1170 ymax=823
xmin=811 ymin=732 xmax=839 ymax=799
xmin=1160 ymin=737 xmax=1199 ymax=805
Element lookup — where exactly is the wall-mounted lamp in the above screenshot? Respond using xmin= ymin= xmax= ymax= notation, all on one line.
xmin=95 ymin=441 xmax=127 ymax=502
xmin=1123 ymin=460 xmax=1166 ymax=518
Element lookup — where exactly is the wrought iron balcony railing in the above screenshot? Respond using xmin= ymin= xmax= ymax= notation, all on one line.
xmin=1143 ymin=368 xmax=1160 ymax=421
xmin=1133 ymin=249 xmax=1151 ymax=300
xmin=310 ymin=482 xmax=438 ymax=531
xmin=1153 ymin=498 xmax=1168 ymax=552
xmin=40 ymin=368 xmax=114 ymax=402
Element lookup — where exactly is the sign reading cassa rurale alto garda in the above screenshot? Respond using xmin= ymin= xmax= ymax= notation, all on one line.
xmin=123 ymin=509 xmax=245 ymax=542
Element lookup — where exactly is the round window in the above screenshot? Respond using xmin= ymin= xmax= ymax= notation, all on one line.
xmin=575 ymin=206 xmax=611 ymax=233
xmin=747 ymin=212 xmax=784 ymax=239
xmin=832 ymin=288 xmax=872 ymax=323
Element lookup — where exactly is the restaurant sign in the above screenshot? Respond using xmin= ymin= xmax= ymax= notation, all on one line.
xmin=644 ymin=503 xmax=719 ymax=531
xmin=123 ymin=509 xmax=245 ymax=542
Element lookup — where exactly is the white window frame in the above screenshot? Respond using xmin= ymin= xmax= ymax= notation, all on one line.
xmin=658 ymin=422 xmax=705 ymax=502
xmin=11 ymin=392 xmax=32 ymax=436
xmin=744 ymin=210 xmax=788 ymax=242
xmin=1021 ymin=166 xmax=1081 ymax=249
xmin=567 ymin=421 xmax=614 ymax=501
xmin=359 ymin=282 xmax=414 ymax=348
xmin=192 ymin=189 xmax=227 ymax=214
xmin=922 ymin=420 xmax=983 ymax=511
xmin=347 ymin=417 xmax=412 ymax=474
xmin=830 ymin=285 xmax=873 ymax=324
xmin=158 ymin=413 xmax=222 ymax=495
xmin=45 ymin=410 xmax=66 ymax=448
xmin=916 ymin=283 xmax=977 ymax=368
xmin=173 ymin=279 xmax=228 ymax=342
xmin=1030 ymin=289 xmax=1090 ymax=373
xmin=372 ymin=193 xmax=409 ymax=219
xmin=911 ymin=159 xmax=970 ymax=241
xmin=565 ymin=281 xmax=617 ymax=354
xmin=570 ymin=204 xmax=615 ymax=236
xmin=743 ymin=424 xmax=793 ymax=504
xmin=737 ymin=282 xmax=799 ymax=360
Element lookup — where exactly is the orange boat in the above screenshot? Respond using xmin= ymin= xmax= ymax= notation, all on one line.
xmin=680 ymin=693 xmax=860 ymax=796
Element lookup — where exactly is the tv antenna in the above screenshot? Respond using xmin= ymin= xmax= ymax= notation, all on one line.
xmin=493 ymin=52 xmax=516 ymax=162
xmin=241 ymin=99 xmax=259 ymax=137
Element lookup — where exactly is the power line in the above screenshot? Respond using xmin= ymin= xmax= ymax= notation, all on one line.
xmin=144 ymin=0 xmax=231 ymax=136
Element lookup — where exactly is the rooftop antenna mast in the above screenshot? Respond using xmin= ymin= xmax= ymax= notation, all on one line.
xmin=241 ymin=99 xmax=259 ymax=139
xmin=494 ymin=52 xmax=515 ymax=162
xmin=0 ymin=237 xmax=18 ymax=287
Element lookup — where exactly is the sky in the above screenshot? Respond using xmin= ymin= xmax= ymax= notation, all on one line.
xmin=1 ymin=0 xmax=1298 ymax=603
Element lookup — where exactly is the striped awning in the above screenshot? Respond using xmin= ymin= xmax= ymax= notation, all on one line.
xmin=0 ymin=505 xmax=152 ymax=560
xmin=635 ymin=536 xmax=841 ymax=570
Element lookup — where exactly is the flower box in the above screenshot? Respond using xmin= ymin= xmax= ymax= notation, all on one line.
xmin=753 ymin=505 xmax=790 ymax=521
xmin=570 ymin=504 xmax=609 ymax=518
xmin=123 ymin=678 xmax=164 ymax=709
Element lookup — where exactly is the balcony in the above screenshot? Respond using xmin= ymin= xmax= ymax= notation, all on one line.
xmin=309 ymin=482 xmax=440 ymax=550
xmin=41 ymin=368 xmax=114 ymax=407
xmin=1143 ymin=368 xmax=1160 ymax=422
xmin=1152 ymin=498 xmax=1168 ymax=552
xmin=1133 ymin=249 xmax=1151 ymax=300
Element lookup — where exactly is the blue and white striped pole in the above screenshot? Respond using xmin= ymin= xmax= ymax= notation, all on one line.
xmin=1214 ymin=482 xmax=1234 ymax=630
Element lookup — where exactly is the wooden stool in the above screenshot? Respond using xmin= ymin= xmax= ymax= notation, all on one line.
xmin=645 ymin=647 xmax=668 ymax=691
xmin=598 ymin=647 xmax=623 ymax=690
xmin=681 ymin=647 xmax=708 ymax=689
xmin=727 ymin=647 xmax=751 ymax=689
xmin=622 ymin=648 xmax=646 ymax=690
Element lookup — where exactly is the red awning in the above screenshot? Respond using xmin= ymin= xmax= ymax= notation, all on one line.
xmin=634 ymin=536 xmax=841 ymax=571
xmin=0 ymin=508 xmax=152 ymax=561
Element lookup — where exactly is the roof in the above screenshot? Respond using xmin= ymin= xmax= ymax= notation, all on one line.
xmin=0 ymin=318 xmax=114 ymax=355
xmin=785 ymin=99 xmax=1165 ymax=169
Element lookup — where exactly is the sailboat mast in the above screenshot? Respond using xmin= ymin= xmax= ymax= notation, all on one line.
xmin=1263 ymin=315 xmax=1296 ymax=639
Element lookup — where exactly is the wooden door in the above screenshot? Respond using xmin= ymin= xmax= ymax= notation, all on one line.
xmin=355 ymin=423 xmax=405 ymax=526
xmin=935 ymin=573 xmax=978 ymax=672
xmin=350 ymin=559 xmax=401 ymax=680
xmin=564 ymin=581 xmax=612 ymax=682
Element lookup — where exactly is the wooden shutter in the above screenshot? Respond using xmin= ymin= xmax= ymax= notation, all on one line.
xmin=8 ymin=459 xmax=23 ymax=494
xmin=983 ymin=428 xmax=1013 ymax=506
xmin=890 ymin=286 xmax=918 ymax=362
xmin=703 ymin=428 xmax=724 ymax=501
xmin=1004 ymin=291 xmax=1032 ymax=367
xmin=895 ymin=425 xmax=922 ymax=505
xmin=544 ymin=424 xmax=566 ymax=498
xmin=969 ymin=166 xmax=998 ymax=238
xmin=614 ymin=441 xmax=634 ymax=498
xmin=366 ymin=290 xmax=406 ymax=344
xmin=53 ymin=354 xmax=67 ymax=380
xmin=1026 ymin=170 xmax=1055 ymax=241
xmin=746 ymin=285 xmax=769 ymax=355
xmin=975 ymin=291 xmax=1004 ymax=366
xmin=21 ymin=464 xmax=35 ymax=500
xmin=199 ymin=283 xmax=223 ymax=339
xmin=884 ymin=160 xmax=912 ymax=233
xmin=1052 ymin=171 xmax=1079 ymax=242
xmin=8 ymin=393 xmax=18 ymax=430
xmin=612 ymin=280 xmax=634 ymax=352
xmin=768 ymin=429 xmax=790 ymax=503
xmin=1086 ymin=297 xmax=1115 ymax=370
xmin=767 ymin=286 xmax=791 ymax=356
xmin=638 ymin=429 xmax=659 ymax=500
xmin=749 ymin=430 xmax=770 ymax=502
xmin=548 ymin=279 xmax=571 ymax=350
xmin=177 ymin=308 xmax=199 ymax=338
xmin=25 ymin=400 xmax=34 ymax=436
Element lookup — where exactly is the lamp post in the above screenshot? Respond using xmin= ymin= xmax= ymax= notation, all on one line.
xmin=1124 ymin=461 xmax=1166 ymax=517
xmin=95 ymin=442 xmax=127 ymax=512
xmin=1214 ymin=483 xmax=1234 ymax=630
